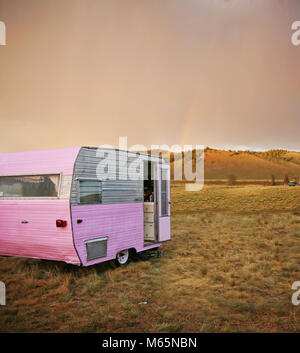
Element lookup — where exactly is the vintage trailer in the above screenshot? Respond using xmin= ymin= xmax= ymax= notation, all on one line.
xmin=0 ymin=147 xmax=171 ymax=266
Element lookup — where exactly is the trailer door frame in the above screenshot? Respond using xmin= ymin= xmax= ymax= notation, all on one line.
xmin=157 ymin=163 xmax=171 ymax=242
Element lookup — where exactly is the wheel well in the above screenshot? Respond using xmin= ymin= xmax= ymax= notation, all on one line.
xmin=129 ymin=248 xmax=137 ymax=256
xmin=115 ymin=248 xmax=137 ymax=258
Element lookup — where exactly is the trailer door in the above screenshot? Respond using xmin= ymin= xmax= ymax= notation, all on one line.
xmin=157 ymin=164 xmax=171 ymax=242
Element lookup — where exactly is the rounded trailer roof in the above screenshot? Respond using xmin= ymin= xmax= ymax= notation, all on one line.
xmin=0 ymin=147 xmax=81 ymax=176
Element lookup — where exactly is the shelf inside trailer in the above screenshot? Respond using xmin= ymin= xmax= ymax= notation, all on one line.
xmin=144 ymin=202 xmax=156 ymax=242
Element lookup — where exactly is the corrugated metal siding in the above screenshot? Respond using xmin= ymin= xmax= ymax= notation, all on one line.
xmin=71 ymin=147 xmax=163 ymax=205
xmin=0 ymin=147 xmax=80 ymax=176
xmin=0 ymin=148 xmax=80 ymax=264
xmin=70 ymin=147 xmax=168 ymax=266
xmin=71 ymin=203 xmax=144 ymax=266
xmin=0 ymin=200 xmax=80 ymax=264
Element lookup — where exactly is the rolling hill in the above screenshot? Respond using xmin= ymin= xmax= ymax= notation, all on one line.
xmin=155 ymin=148 xmax=300 ymax=181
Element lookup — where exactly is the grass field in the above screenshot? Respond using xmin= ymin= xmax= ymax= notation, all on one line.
xmin=1 ymin=184 xmax=300 ymax=332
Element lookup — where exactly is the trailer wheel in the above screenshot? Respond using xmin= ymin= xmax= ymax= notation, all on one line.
xmin=115 ymin=249 xmax=130 ymax=266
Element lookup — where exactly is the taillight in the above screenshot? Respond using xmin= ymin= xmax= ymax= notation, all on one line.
xmin=56 ymin=219 xmax=67 ymax=227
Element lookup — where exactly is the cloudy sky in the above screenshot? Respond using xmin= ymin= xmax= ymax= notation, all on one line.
xmin=0 ymin=0 xmax=300 ymax=152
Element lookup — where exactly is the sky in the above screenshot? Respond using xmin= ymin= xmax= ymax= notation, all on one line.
xmin=0 ymin=0 xmax=300 ymax=153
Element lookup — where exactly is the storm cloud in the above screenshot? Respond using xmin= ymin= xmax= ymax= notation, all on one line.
xmin=0 ymin=0 xmax=299 ymax=152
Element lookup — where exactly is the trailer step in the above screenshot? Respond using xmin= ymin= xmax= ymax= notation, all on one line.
xmin=138 ymin=248 xmax=163 ymax=261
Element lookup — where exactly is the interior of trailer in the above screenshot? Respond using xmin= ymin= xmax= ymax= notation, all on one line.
xmin=143 ymin=160 xmax=157 ymax=245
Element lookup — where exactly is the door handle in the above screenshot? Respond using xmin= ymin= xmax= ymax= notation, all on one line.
xmin=77 ymin=219 xmax=83 ymax=224
xmin=21 ymin=220 xmax=29 ymax=224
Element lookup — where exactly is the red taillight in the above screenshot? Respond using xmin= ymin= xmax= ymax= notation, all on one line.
xmin=56 ymin=219 xmax=67 ymax=227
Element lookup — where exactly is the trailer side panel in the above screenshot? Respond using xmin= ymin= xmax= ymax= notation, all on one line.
xmin=0 ymin=199 xmax=79 ymax=264
xmin=0 ymin=147 xmax=81 ymax=264
xmin=71 ymin=147 xmax=164 ymax=266
xmin=72 ymin=202 xmax=144 ymax=266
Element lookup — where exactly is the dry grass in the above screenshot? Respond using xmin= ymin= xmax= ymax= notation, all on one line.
xmin=1 ymin=184 xmax=300 ymax=332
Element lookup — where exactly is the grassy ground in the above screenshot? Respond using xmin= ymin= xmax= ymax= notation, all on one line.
xmin=1 ymin=184 xmax=300 ymax=332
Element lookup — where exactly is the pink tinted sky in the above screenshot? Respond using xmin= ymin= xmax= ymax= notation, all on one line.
xmin=0 ymin=0 xmax=300 ymax=152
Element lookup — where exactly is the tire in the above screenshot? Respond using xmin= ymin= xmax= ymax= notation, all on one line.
xmin=115 ymin=249 xmax=130 ymax=266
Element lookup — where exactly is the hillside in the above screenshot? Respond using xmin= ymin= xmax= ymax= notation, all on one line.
xmin=155 ymin=148 xmax=300 ymax=181
xmin=202 ymin=149 xmax=300 ymax=180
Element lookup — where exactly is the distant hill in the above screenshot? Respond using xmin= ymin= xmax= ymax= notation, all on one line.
xmin=202 ymin=149 xmax=300 ymax=180
xmin=151 ymin=148 xmax=300 ymax=181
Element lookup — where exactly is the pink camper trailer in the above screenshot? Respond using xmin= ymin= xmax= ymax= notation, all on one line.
xmin=0 ymin=147 xmax=171 ymax=266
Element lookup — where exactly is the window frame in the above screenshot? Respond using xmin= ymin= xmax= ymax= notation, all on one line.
xmin=85 ymin=236 xmax=108 ymax=261
xmin=0 ymin=173 xmax=62 ymax=199
xmin=76 ymin=178 xmax=103 ymax=205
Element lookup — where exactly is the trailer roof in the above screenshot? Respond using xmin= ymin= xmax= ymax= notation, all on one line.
xmin=82 ymin=146 xmax=166 ymax=162
xmin=0 ymin=146 xmax=167 ymax=177
xmin=0 ymin=147 xmax=81 ymax=176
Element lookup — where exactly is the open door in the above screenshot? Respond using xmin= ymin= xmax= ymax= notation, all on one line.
xmin=157 ymin=163 xmax=171 ymax=242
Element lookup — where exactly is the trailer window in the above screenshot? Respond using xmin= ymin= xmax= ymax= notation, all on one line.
xmin=0 ymin=174 xmax=60 ymax=198
xmin=79 ymin=180 xmax=102 ymax=204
